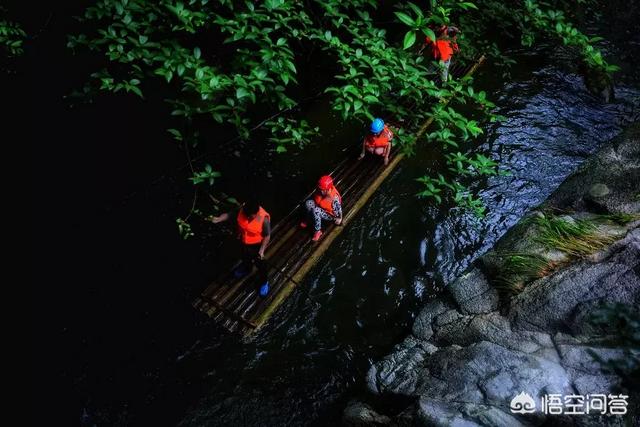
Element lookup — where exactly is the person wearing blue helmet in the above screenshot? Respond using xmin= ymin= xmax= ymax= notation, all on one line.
xmin=359 ymin=118 xmax=394 ymax=165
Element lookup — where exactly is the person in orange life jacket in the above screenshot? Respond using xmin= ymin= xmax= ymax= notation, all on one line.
xmin=423 ymin=25 xmax=460 ymax=82
xmin=209 ymin=199 xmax=271 ymax=296
xmin=300 ymin=175 xmax=343 ymax=242
xmin=359 ymin=118 xmax=393 ymax=165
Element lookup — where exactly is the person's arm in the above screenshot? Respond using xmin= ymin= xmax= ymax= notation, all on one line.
xmin=383 ymin=141 xmax=391 ymax=166
xmin=359 ymin=138 xmax=367 ymax=159
xmin=385 ymin=126 xmax=394 ymax=140
xmin=258 ymin=218 xmax=271 ymax=258
xmin=209 ymin=212 xmax=230 ymax=223
xmin=258 ymin=235 xmax=270 ymax=258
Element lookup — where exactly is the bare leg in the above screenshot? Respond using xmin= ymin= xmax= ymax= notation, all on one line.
xmin=441 ymin=58 xmax=451 ymax=82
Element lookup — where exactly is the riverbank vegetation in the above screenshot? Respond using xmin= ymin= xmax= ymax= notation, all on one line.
xmin=1 ymin=7 xmax=26 ymax=59
xmin=59 ymin=0 xmax=618 ymax=237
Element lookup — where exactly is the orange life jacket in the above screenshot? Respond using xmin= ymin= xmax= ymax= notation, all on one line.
xmin=314 ymin=186 xmax=341 ymax=217
xmin=237 ymin=207 xmax=270 ymax=245
xmin=425 ymin=37 xmax=457 ymax=62
xmin=365 ymin=125 xmax=393 ymax=148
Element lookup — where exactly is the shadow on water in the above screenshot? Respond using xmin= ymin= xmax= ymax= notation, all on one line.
xmin=26 ymin=4 xmax=639 ymax=426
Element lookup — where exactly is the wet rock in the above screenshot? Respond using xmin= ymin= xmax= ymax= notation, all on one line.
xmin=545 ymin=123 xmax=640 ymax=214
xmin=581 ymin=61 xmax=615 ymax=103
xmin=367 ymin=336 xmax=438 ymax=395
xmin=343 ymin=401 xmax=391 ymax=426
xmin=367 ymin=231 xmax=638 ymax=424
xmin=446 ymin=267 xmax=499 ymax=315
xmin=417 ymin=397 xmax=528 ymax=427
xmin=411 ymin=299 xmax=452 ymax=341
xmin=589 ymin=183 xmax=610 ymax=198
xmin=509 ymin=238 xmax=640 ymax=334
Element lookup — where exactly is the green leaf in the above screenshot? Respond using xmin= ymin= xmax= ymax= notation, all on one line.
xmin=130 ymin=86 xmax=143 ymax=98
xmin=276 ymin=145 xmax=287 ymax=153
xmin=394 ymin=12 xmax=415 ymax=27
xmin=285 ymin=60 xmax=297 ymax=74
xmin=422 ymin=28 xmax=436 ymax=42
xmin=407 ymin=3 xmax=424 ymax=18
xmin=167 ymin=128 xmax=182 ymax=139
xmin=194 ymin=47 xmax=201 ymax=59
xmin=236 ymin=87 xmax=250 ymax=99
xmin=343 ymin=85 xmax=359 ymax=96
xmin=403 ymin=31 xmax=416 ymax=50
xmin=139 ymin=35 xmax=148 ymax=44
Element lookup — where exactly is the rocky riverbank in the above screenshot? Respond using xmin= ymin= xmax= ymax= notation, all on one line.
xmin=345 ymin=124 xmax=640 ymax=426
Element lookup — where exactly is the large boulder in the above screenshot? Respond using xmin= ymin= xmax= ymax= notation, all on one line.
xmin=356 ymin=124 xmax=640 ymax=425
xmin=365 ymin=228 xmax=639 ymax=425
xmin=544 ymin=124 xmax=640 ymax=214
xmin=508 ymin=234 xmax=640 ymax=334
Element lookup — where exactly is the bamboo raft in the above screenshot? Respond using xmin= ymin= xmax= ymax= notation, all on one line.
xmin=194 ymin=55 xmax=486 ymax=336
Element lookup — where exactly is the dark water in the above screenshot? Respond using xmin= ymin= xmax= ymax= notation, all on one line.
xmin=27 ymin=4 xmax=640 ymax=427
xmin=177 ymin=52 xmax=639 ymax=426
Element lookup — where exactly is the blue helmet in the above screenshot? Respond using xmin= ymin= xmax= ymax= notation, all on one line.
xmin=370 ymin=118 xmax=384 ymax=134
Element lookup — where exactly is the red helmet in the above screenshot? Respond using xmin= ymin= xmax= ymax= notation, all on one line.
xmin=318 ymin=175 xmax=333 ymax=191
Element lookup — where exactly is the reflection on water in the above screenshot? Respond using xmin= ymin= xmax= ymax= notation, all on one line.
xmin=434 ymin=66 xmax=639 ymax=284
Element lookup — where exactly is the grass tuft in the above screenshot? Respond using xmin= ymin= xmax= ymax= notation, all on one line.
xmin=534 ymin=215 xmax=615 ymax=257
xmin=593 ymin=213 xmax=640 ymax=225
xmin=494 ymin=252 xmax=557 ymax=295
